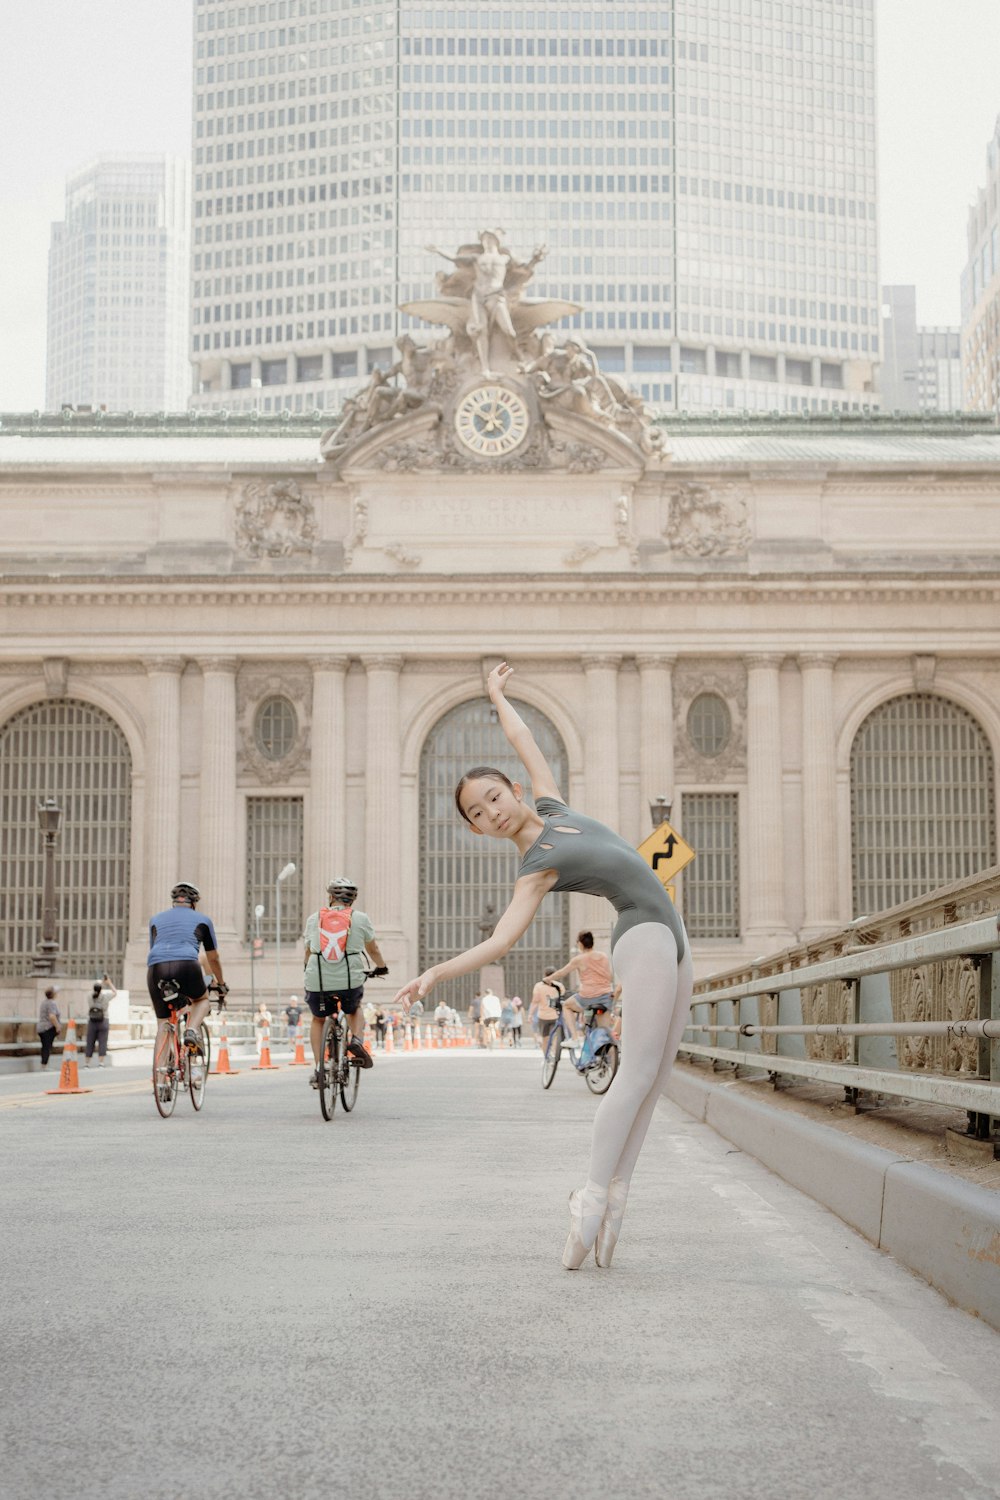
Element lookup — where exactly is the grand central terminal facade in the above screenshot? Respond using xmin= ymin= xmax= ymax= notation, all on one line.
xmin=2 ymin=241 xmax=999 ymax=1010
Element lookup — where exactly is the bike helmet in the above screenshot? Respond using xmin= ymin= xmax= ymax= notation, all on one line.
xmin=171 ymin=881 xmax=201 ymax=906
xmin=326 ymin=876 xmax=358 ymax=903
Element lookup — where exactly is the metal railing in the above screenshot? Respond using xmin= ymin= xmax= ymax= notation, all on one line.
xmin=681 ymin=900 xmax=1000 ymax=1138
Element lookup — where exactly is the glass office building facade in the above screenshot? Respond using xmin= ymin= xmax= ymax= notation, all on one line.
xmin=190 ymin=0 xmax=878 ymax=417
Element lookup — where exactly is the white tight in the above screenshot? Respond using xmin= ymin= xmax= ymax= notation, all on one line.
xmin=587 ymin=921 xmax=694 ymax=1191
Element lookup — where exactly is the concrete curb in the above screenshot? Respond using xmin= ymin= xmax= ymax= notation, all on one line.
xmin=665 ymin=1067 xmax=1000 ymax=1333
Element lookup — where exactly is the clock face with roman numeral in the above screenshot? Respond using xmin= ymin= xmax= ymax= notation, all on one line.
xmin=453 ymin=383 xmax=530 ymax=457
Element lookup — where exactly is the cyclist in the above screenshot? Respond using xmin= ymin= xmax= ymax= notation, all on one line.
xmin=544 ymin=931 xmax=614 ymax=1046
xmin=146 ymin=881 xmax=228 ymax=1057
xmin=302 ymin=877 xmax=387 ymax=1085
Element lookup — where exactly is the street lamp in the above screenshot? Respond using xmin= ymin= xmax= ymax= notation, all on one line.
xmin=649 ymin=795 xmax=672 ymax=829
xmin=251 ymin=902 xmax=265 ymax=1009
xmin=275 ymin=863 xmax=296 ymax=1006
xmin=32 ymin=798 xmax=63 ymax=976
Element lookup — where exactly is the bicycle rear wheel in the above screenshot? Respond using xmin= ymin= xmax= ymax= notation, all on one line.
xmin=188 ymin=1023 xmax=210 ymax=1110
xmin=584 ymin=1042 xmax=619 ymax=1095
xmin=319 ymin=1016 xmax=338 ymax=1121
xmin=340 ymin=1025 xmax=361 ymax=1112
xmin=153 ymin=1030 xmax=178 ymax=1118
xmin=542 ymin=1030 xmax=561 ymax=1089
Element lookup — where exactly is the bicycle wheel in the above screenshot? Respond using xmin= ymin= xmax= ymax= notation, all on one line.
xmin=318 ymin=1016 xmax=338 ymax=1121
xmin=153 ymin=1030 xmax=178 ymax=1118
xmin=585 ymin=1042 xmax=619 ymax=1095
xmin=188 ymin=1023 xmax=210 ymax=1110
xmin=542 ymin=1029 xmax=562 ymax=1089
xmin=340 ymin=1024 xmax=361 ymax=1112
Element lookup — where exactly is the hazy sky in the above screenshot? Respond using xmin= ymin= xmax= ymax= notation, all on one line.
xmin=1 ymin=1 xmax=999 ymax=411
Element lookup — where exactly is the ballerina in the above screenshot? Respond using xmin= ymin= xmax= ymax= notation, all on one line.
xmin=394 ymin=662 xmax=694 ymax=1269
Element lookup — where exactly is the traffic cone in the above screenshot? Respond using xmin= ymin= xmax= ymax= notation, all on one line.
xmin=403 ymin=1026 xmax=412 ymax=1052
xmin=364 ymin=1022 xmax=374 ymax=1055
xmin=289 ymin=1018 xmax=308 ymax=1066
xmin=46 ymin=1018 xmax=92 ymax=1095
xmin=210 ymin=1011 xmax=240 ymax=1075
xmin=252 ymin=1021 xmax=280 ymax=1070
xmin=385 ymin=1024 xmax=395 ymax=1054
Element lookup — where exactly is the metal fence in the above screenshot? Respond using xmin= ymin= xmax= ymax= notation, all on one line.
xmin=681 ymin=868 xmax=1000 ymax=1139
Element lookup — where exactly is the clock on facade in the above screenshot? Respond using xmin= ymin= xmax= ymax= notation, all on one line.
xmin=453 ymin=383 xmax=531 ymax=457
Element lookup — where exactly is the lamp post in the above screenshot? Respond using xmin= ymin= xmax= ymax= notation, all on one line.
xmin=275 ymin=863 xmax=296 ymax=1007
xmin=32 ymin=798 xmax=63 ymax=976
xmin=649 ymin=795 xmax=672 ymax=829
xmin=251 ymin=902 xmax=265 ymax=1009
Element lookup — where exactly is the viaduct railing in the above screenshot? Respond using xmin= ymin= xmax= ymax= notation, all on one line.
xmin=681 ymin=868 xmax=1000 ymax=1140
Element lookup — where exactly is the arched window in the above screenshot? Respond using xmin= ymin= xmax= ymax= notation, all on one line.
xmin=419 ymin=697 xmax=569 ymax=1006
xmin=850 ymin=693 xmax=996 ymax=916
xmin=0 ymin=699 xmax=133 ymax=982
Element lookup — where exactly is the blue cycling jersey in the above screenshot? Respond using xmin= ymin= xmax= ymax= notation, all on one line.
xmin=147 ymin=906 xmax=219 ymax=965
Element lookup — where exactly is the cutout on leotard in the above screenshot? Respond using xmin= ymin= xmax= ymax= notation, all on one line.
xmin=552 ymin=824 xmax=581 ymax=834
xmin=539 ymin=842 xmax=554 ymax=850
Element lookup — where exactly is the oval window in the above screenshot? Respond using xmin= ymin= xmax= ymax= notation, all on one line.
xmin=254 ymin=696 xmax=298 ymax=761
xmin=687 ymin=692 xmax=731 ymax=758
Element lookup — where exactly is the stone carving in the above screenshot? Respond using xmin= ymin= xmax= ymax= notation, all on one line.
xmin=615 ymin=493 xmax=639 ymax=565
xmin=664 ymin=482 xmax=751 ymax=558
xmin=43 ymin=658 xmax=68 ymax=697
xmin=343 ymin=497 xmax=368 ymax=567
xmin=320 ymin=232 xmax=669 ymax=473
xmin=800 ymin=980 xmax=852 ymax=1063
xmin=673 ymin=661 xmax=748 ymax=779
xmin=384 ymin=543 xmax=422 ymax=569
xmin=890 ymin=956 xmax=980 ymax=1076
xmin=236 ymin=479 xmax=317 ymax=559
xmin=564 ymin=541 xmax=602 ymax=567
xmin=236 ymin=665 xmax=311 ymax=784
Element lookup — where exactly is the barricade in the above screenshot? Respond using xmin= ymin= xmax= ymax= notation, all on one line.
xmin=210 ymin=1011 xmax=239 ymax=1075
xmin=252 ymin=1021 xmax=280 ymax=1070
xmin=46 ymin=1018 xmax=92 ymax=1095
xmin=289 ymin=1018 xmax=308 ymax=1066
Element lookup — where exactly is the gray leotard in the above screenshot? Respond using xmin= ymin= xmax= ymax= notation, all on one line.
xmin=518 ymin=797 xmax=685 ymax=961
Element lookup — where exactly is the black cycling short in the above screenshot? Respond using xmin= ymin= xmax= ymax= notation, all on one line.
xmin=147 ymin=960 xmax=207 ymax=1019
xmin=305 ymin=987 xmax=364 ymax=1018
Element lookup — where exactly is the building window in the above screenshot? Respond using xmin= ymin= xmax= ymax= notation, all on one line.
xmin=332 ymin=351 xmax=358 ymax=378
xmin=749 ymin=354 xmax=777 ymax=381
xmin=297 ymin=354 xmax=323 ymax=382
xmin=680 ymin=793 xmax=739 ymax=940
xmin=419 ymin=697 xmax=569 ymax=1006
xmin=261 ymin=358 xmax=287 ymax=385
xmin=254 ymin=696 xmax=298 ymax=762
xmin=632 ymin=344 xmax=672 ymax=372
xmin=231 ymin=362 xmax=253 ymax=388
xmin=679 ymin=346 xmax=707 ymax=374
xmin=850 ymin=694 xmax=996 ymax=917
xmin=0 ymin=699 xmax=132 ymax=981
xmin=246 ymin=796 xmax=303 ymax=943
xmin=687 ymin=694 xmax=731 ymax=758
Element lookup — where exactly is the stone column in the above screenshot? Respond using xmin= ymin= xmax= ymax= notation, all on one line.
xmin=145 ymin=658 xmax=184 ymax=916
xmin=800 ymin=654 xmax=840 ymax=935
xmin=582 ymin=655 xmax=622 ymax=938
xmin=636 ymin=655 xmax=676 ymax=832
xmin=744 ymin=654 xmax=791 ymax=948
xmin=198 ymin=657 xmax=239 ymax=940
xmin=362 ymin=656 xmax=404 ymax=956
xmin=307 ymin=656 xmax=348 ymax=902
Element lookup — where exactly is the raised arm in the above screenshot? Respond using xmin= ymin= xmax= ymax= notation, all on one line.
xmin=393 ymin=875 xmax=548 ymax=1006
xmin=487 ymin=662 xmax=562 ymax=803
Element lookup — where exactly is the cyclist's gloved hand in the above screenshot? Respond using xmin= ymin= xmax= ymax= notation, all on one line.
xmin=371 ymin=966 xmax=389 ymax=978
xmin=214 ymin=981 xmax=229 ymax=1005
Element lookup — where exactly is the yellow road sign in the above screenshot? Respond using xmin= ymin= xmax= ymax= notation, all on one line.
xmin=637 ymin=820 xmax=695 ymax=888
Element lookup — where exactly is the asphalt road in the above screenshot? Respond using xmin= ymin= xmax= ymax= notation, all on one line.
xmin=4 ymin=1048 xmax=1000 ymax=1500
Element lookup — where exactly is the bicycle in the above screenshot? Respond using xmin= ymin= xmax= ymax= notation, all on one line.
xmin=152 ymin=979 xmax=226 ymax=1119
xmin=317 ymin=959 xmax=388 ymax=1122
xmin=541 ymin=998 xmax=619 ymax=1095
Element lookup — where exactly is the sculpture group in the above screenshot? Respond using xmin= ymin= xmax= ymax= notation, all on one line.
xmin=320 ymin=232 xmax=665 ymax=465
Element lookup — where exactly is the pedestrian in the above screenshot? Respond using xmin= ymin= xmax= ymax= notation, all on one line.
xmin=37 ymin=985 xmax=61 ymax=1069
xmin=255 ymin=999 xmax=272 ymax=1052
xmin=480 ymin=986 xmax=502 ymax=1047
xmin=374 ymin=1006 xmax=387 ymax=1048
xmin=284 ymin=994 xmax=302 ymax=1044
xmin=434 ymin=999 xmax=450 ymax=1037
xmin=85 ymin=971 xmax=115 ymax=1067
xmin=395 ymin=661 xmax=692 ymax=1271
xmin=468 ymin=991 xmax=483 ymax=1044
xmin=499 ymin=997 xmax=515 ymax=1046
xmin=529 ymin=967 xmax=564 ymax=1048
xmin=510 ymin=995 xmax=524 ymax=1047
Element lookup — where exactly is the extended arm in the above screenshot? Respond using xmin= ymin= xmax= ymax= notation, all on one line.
xmin=487 ymin=662 xmax=562 ymax=803
xmin=393 ymin=876 xmax=549 ymax=1005
xmin=545 ymin=955 xmax=579 ymax=984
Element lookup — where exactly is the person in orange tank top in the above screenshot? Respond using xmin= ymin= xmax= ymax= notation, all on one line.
xmin=546 ymin=931 xmax=614 ymax=1045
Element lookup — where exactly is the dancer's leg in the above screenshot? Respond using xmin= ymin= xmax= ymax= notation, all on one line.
xmin=586 ymin=923 xmax=687 ymax=1191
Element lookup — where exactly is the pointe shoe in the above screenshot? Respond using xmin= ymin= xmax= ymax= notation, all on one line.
xmin=595 ymin=1177 xmax=629 ymax=1268
xmin=562 ymin=1186 xmax=608 ymax=1270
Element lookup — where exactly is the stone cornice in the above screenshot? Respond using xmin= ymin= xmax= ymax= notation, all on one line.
xmin=3 ymin=574 xmax=1000 ymax=610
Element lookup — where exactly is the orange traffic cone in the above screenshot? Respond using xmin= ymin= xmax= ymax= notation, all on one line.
xmin=403 ymin=1025 xmax=412 ymax=1052
xmin=47 ymin=1017 xmax=92 ymax=1095
xmin=289 ymin=1018 xmax=308 ymax=1066
xmin=385 ymin=1024 xmax=395 ymax=1054
xmin=210 ymin=1011 xmax=239 ymax=1075
xmin=252 ymin=1021 xmax=280 ymax=1070
xmin=364 ymin=1022 xmax=374 ymax=1055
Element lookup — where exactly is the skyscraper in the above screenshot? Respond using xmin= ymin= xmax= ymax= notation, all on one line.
xmin=880 ymin=285 xmax=963 ymax=413
xmin=46 ymin=156 xmax=191 ymax=414
xmin=961 ymin=115 xmax=1000 ymax=414
xmin=190 ymin=1 xmax=878 ymax=419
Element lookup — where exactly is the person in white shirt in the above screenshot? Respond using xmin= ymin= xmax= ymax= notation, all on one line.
xmin=480 ymin=987 xmax=502 ymax=1048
